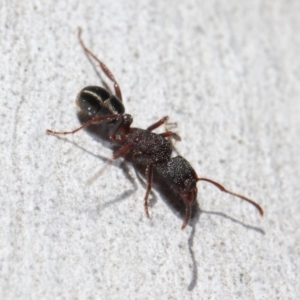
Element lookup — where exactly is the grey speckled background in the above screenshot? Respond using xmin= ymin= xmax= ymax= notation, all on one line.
xmin=1 ymin=0 xmax=299 ymax=299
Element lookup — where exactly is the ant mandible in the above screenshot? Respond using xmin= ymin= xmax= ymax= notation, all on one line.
xmin=47 ymin=28 xmax=264 ymax=230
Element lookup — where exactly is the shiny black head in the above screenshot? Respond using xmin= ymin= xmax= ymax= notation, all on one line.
xmin=155 ymin=156 xmax=198 ymax=206
xmin=76 ymin=86 xmax=125 ymax=118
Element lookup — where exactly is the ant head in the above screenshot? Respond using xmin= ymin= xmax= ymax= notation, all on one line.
xmin=156 ymin=156 xmax=198 ymax=205
xmin=156 ymin=156 xmax=198 ymax=230
xmin=76 ymin=86 xmax=125 ymax=118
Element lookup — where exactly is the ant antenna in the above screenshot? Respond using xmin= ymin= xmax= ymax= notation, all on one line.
xmin=197 ymin=178 xmax=264 ymax=216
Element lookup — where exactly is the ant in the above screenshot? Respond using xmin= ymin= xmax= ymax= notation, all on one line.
xmin=47 ymin=28 xmax=264 ymax=230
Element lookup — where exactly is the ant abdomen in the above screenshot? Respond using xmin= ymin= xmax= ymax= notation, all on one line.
xmin=76 ymin=86 xmax=125 ymax=118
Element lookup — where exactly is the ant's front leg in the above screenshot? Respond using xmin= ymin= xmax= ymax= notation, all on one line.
xmin=46 ymin=114 xmax=119 ymax=136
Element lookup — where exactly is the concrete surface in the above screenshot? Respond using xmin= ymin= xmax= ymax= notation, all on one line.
xmin=0 ymin=0 xmax=299 ymax=299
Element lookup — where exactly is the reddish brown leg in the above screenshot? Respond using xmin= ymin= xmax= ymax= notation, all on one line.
xmin=147 ymin=116 xmax=169 ymax=131
xmin=144 ymin=161 xmax=154 ymax=218
xmin=46 ymin=114 xmax=119 ymax=136
xmin=146 ymin=116 xmax=181 ymax=141
xmin=87 ymin=144 xmax=133 ymax=185
xmin=197 ymin=178 xmax=264 ymax=216
xmin=160 ymin=131 xmax=181 ymax=141
xmin=78 ymin=28 xmax=122 ymax=101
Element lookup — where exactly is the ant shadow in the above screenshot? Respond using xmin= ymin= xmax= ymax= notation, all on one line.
xmin=186 ymin=209 xmax=265 ymax=291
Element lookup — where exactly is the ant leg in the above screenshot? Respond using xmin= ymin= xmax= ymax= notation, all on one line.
xmin=147 ymin=116 xmax=178 ymax=132
xmin=147 ymin=116 xmax=181 ymax=141
xmin=160 ymin=131 xmax=181 ymax=141
xmin=46 ymin=114 xmax=119 ymax=135
xmin=146 ymin=116 xmax=169 ymax=131
xmin=144 ymin=161 xmax=154 ymax=218
xmin=197 ymin=178 xmax=264 ymax=216
xmin=87 ymin=144 xmax=133 ymax=185
xmin=78 ymin=28 xmax=122 ymax=100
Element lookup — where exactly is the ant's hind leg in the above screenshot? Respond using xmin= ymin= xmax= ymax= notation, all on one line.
xmin=78 ymin=28 xmax=122 ymax=101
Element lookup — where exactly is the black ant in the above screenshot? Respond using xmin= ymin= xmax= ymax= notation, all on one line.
xmin=47 ymin=29 xmax=264 ymax=230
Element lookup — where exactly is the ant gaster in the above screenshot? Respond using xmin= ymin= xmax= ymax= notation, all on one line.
xmin=47 ymin=29 xmax=264 ymax=230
